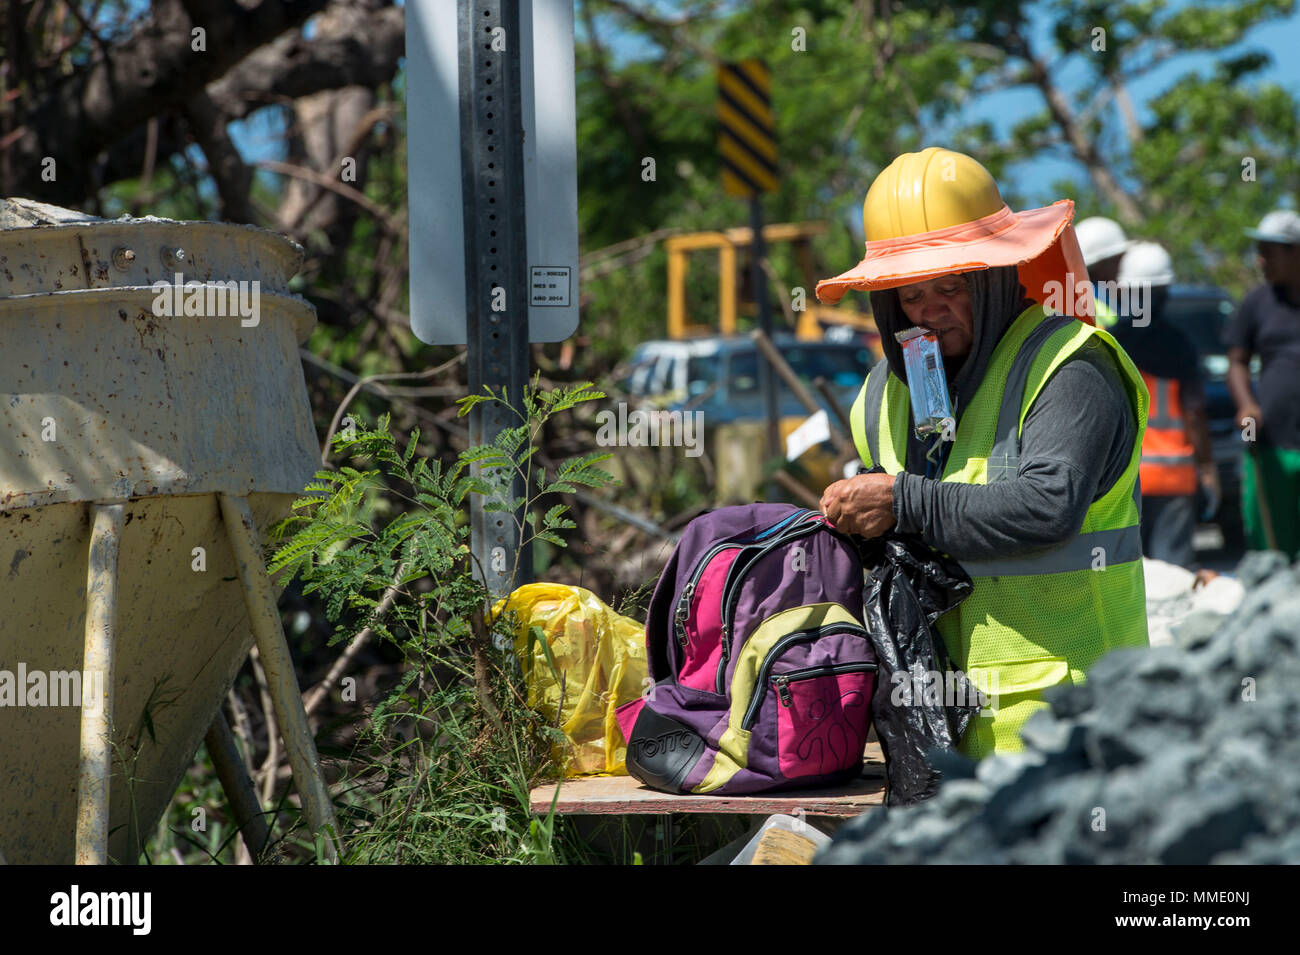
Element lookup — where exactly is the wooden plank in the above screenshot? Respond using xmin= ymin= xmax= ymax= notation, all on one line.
xmin=530 ymin=743 xmax=885 ymax=817
xmin=530 ymin=773 xmax=884 ymax=816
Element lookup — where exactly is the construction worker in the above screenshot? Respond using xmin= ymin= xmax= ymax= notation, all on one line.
xmin=1225 ymin=209 xmax=1300 ymax=559
xmin=814 ymin=147 xmax=1149 ymax=760
xmin=1105 ymin=241 xmax=1217 ymax=568
xmin=1074 ymin=216 xmax=1129 ymax=329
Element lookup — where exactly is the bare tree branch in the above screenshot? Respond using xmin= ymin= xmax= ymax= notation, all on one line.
xmin=1003 ymin=21 xmax=1144 ymax=224
xmin=1111 ymin=78 xmax=1144 ymax=148
xmin=55 ymin=3 xmax=403 ymax=212
xmin=579 ymin=0 xmax=649 ymax=156
xmin=11 ymin=0 xmax=332 ymax=202
xmin=321 ymin=353 xmax=465 ymax=466
xmin=207 ymin=4 xmax=404 ymax=121
xmin=302 ymin=559 xmax=411 ymax=722
xmin=255 ymin=158 xmax=404 ymax=235
xmin=183 ymin=90 xmax=255 ymax=223
xmin=596 ymin=0 xmax=721 ymax=63
xmin=281 ymin=103 xmax=394 ymax=234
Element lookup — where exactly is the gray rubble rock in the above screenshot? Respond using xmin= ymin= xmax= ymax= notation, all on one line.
xmin=817 ymin=553 xmax=1300 ymax=865
xmin=1234 ymin=550 xmax=1291 ymax=588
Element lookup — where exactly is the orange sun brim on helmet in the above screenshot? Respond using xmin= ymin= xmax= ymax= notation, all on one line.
xmin=816 ymin=199 xmax=1094 ymax=323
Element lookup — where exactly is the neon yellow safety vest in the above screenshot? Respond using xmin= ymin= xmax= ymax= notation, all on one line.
xmin=850 ymin=305 xmax=1150 ymax=759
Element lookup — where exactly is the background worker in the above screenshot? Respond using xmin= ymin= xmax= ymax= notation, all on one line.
xmin=1225 ymin=209 xmax=1300 ymax=559
xmin=814 ymin=147 xmax=1149 ymax=761
xmin=1106 ymin=241 xmax=1217 ymax=568
xmin=1075 ymin=216 xmax=1130 ymax=328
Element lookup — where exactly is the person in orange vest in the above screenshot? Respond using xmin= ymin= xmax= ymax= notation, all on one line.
xmin=1108 ymin=241 xmax=1218 ymax=567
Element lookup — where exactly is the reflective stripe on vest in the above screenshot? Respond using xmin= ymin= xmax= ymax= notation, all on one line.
xmin=855 ymin=359 xmax=889 ymax=468
xmin=961 ymin=524 xmax=1142 ymax=577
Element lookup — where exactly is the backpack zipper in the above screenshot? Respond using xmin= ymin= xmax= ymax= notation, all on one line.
xmin=672 ymin=510 xmax=806 ymax=650
xmin=716 ymin=513 xmax=828 ymax=693
xmin=773 ymin=663 xmax=878 ymax=708
xmin=774 ymin=674 xmax=793 ymax=707
xmin=741 ymin=626 xmax=874 ymax=730
xmin=673 ymin=555 xmax=716 ymax=649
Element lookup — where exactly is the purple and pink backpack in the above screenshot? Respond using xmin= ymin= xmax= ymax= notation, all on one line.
xmin=616 ymin=503 xmax=876 ymax=795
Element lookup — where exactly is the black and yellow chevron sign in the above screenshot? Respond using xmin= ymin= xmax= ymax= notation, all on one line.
xmin=718 ymin=59 xmax=778 ymax=196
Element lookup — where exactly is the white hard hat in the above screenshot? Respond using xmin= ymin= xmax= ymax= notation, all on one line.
xmin=1244 ymin=209 xmax=1300 ymax=244
xmin=1116 ymin=240 xmax=1174 ymax=287
xmin=1074 ymin=216 xmax=1130 ymax=265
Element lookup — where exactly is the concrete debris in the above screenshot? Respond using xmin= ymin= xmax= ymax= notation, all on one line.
xmin=1143 ymin=558 xmax=1244 ymax=647
xmin=818 ymin=552 xmax=1300 ymax=864
xmin=0 ymin=198 xmax=106 ymax=228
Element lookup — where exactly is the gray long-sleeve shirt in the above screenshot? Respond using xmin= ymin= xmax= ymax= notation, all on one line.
xmin=891 ymin=337 xmax=1137 ymax=561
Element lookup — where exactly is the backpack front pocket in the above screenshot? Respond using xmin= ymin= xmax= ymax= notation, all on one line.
xmin=672 ymin=509 xmax=809 ymax=690
xmin=764 ymin=663 xmax=875 ymax=778
xmin=720 ymin=602 xmax=877 ymax=785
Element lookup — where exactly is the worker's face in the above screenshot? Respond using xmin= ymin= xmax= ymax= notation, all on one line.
xmin=897 ymin=274 xmax=974 ymax=361
xmin=1257 ymin=241 xmax=1300 ymax=285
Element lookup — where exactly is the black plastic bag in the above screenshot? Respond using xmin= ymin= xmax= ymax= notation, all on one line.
xmin=857 ymin=531 xmax=979 ymax=806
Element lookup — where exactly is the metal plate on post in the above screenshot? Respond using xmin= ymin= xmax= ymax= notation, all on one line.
xmin=406 ymin=0 xmax=579 ymax=345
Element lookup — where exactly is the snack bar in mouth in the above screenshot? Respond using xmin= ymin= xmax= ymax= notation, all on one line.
xmin=895 ymin=326 xmax=954 ymax=438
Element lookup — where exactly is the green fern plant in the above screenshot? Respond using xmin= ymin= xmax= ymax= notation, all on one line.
xmin=265 ymin=378 xmax=615 ymax=863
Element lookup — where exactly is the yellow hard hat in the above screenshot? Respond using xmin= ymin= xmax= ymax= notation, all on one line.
xmin=816 ymin=145 xmax=1089 ymax=321
xmin=862 ymin=147 xmax=1004 ymax=241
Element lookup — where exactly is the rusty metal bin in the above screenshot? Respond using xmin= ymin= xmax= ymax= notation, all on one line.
xmin=0 ymin=200 xmax=336 ymax=863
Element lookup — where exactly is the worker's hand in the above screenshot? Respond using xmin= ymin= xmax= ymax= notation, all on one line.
xmin=1198 ymin=463 xmax=1221 ymax=522
xmin=820 ymin=473 xmax=897 ymax=538
xmin=1198 ymin=463 xmax=1221 ymax=498
xmin=1193 ymin=568 xmax=1220 ymax=589
xmin=1235 ymin=401 xmax=1263 ymax=431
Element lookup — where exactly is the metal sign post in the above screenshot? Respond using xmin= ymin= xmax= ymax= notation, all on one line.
xmin=748 ymin=196 xmax=779 ymax=459
xmin=459 ymin=0 xmax=531 ymax=594
xmin=407 ymin=0 xmax=579 ymax=595
xmin=719 ymin=59 xmax=780 ymax=460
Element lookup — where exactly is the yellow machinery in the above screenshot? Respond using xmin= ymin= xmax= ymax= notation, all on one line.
xmin=658 ymin=221 xmax=879 ymax=501
xmin=665 ymin=221 xmax=879 ymax=354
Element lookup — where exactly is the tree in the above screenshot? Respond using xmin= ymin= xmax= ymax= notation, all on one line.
xmin=575 ymin=0 xmax=998 ymax=354
xmin=916 ymin=0 xmax=1300 ymax=289
xmin=574 ymin=0 xmax=1300 ymax=351
xmin=1 ymin=0 xmax=411 ymax=362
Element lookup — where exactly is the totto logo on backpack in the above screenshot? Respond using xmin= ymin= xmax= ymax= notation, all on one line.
xmin=615 ymin=503 xmax=877 ymax=795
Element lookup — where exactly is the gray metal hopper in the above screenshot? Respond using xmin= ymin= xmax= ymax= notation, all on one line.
xmin=0 ymin=199 xmax=337 ymax=863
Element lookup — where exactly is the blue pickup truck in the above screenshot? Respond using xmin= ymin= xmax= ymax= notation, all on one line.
xmin=622 ymin=335 xmax=874 ymax=425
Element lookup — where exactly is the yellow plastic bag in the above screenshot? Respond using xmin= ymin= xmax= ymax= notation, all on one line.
xmin=493 ymin=583 xmax=648 ymax=776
